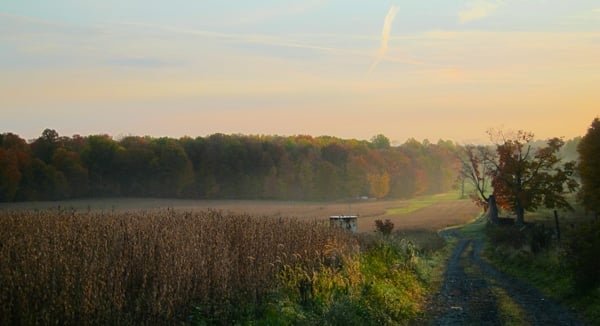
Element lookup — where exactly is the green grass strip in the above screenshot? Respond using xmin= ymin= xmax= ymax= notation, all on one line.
xmin=385 ymin=192 xmax=463 ymax=216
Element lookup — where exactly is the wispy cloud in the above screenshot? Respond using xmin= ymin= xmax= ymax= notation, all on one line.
xmin=379 ymin=6 xmax=400 ymax=58
xmin=369 ymin=5 xmax=400 ymax=73
xmin=114 ymin=21 xmax=371 ymax=58
xmin=459 ymin=0 xmax=502 ymax=24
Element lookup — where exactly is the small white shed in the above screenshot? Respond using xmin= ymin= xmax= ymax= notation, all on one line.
xmin=329 ymin=215 xmax=358 ymax=233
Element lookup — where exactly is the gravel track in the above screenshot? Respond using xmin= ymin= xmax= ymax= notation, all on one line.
xmin=424 ymin=228 xmax=585 ymax=326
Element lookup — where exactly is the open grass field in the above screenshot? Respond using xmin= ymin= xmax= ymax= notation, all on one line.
xmin=0 ymin=193 xmax=482 ymax=232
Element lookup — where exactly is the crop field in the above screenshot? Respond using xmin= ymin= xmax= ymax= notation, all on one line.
xmin=0 ymin=209 xmax=359 ymax=324
xmin=0 ymin=193 xmax=481 ymax=324
xmin=0 ymin=193 xmax=481 ymax=232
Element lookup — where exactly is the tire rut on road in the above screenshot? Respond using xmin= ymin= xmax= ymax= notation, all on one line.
xmin=425 ymin=228 xmax=584 ymax=326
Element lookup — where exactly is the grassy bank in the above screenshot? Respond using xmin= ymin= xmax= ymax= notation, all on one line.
xmin=246 ymin=233 xmax=433 ymax=325
xmin=483 ymin=217 xmax=600 ymax=325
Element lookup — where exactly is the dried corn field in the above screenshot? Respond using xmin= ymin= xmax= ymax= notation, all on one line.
xmin=0 ymin=209 xmax=357 ymax=325
xmin=0 ymin=195 xmax=480 ymax=232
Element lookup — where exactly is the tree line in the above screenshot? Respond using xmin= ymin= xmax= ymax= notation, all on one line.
xmin=0 ymin=130 xmax=465 ymax=202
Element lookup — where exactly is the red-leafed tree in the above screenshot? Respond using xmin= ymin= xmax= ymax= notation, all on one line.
xmin=490 ymin=130 xmax=578 ymax=225
xmin=461 ymin=130 xmax=578 ymax=225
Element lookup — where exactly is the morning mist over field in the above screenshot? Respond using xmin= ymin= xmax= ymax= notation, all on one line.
xmin=1 ymin=1 xmax=598 ymax=143
xmin=3 ymin=2 xmax=600 ymax=325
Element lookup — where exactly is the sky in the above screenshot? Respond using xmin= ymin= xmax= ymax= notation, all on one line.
xmin=1 ymin=0 xmax=599 ymax=144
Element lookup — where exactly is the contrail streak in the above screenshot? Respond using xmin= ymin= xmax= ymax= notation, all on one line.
xmin=369 ymin=5 xmax=399 ymax=73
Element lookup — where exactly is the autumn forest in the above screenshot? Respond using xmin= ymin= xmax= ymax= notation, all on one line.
xmin=0 ymin=129 xmax=581 ymax=203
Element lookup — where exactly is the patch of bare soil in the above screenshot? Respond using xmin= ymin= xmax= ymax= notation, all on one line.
xmin=421 ymin=229 xmax=585 ymax=326
xmin=357 ymin=200 xmax=482 ymax=233
xmin=0 ymin=198 xmax=401 ymax=221
xmin=1 ymin=197 xmax=481 ymax=232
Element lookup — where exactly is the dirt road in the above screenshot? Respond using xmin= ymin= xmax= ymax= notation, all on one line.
xmin=424 ymin=227 xmax=584 ymax=326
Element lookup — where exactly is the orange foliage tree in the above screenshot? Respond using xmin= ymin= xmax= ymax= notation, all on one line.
xmin=368 ymin=172 xmax=390 ymax=199
xmin=489 ymin=130 xmax=578 ymax=225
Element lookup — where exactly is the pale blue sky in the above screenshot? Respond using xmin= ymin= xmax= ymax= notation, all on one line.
xmin=1 ymin=1 xmax=599 ymax=143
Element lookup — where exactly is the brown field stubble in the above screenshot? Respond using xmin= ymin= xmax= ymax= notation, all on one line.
xmin=0 ymin=197 xmax=481 ymax=232
xmin=359 ymin=200 xmax=481 ymax=232
xmin=0 ymin=209 xmax=357 ymax=324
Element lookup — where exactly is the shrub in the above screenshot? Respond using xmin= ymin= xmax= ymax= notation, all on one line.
xmin=526 ymin=223 xmax=553 ymax=254
xmin=486 ymin=223 xmax=553 ymax=254
xmin=374 ymin=219 xmax=394 ymax=236
xmin=254 ymin=234 xmax=429 ymax=325
xmin=394 ymin=229 xmax=446 ymax=255
xmin=358 ymin=238 xmax=424 ymax=324
xmin=486 ymin=224 xmax=527 ymax=248
xmin=563 ymin=219 xmax=600 ymax=291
